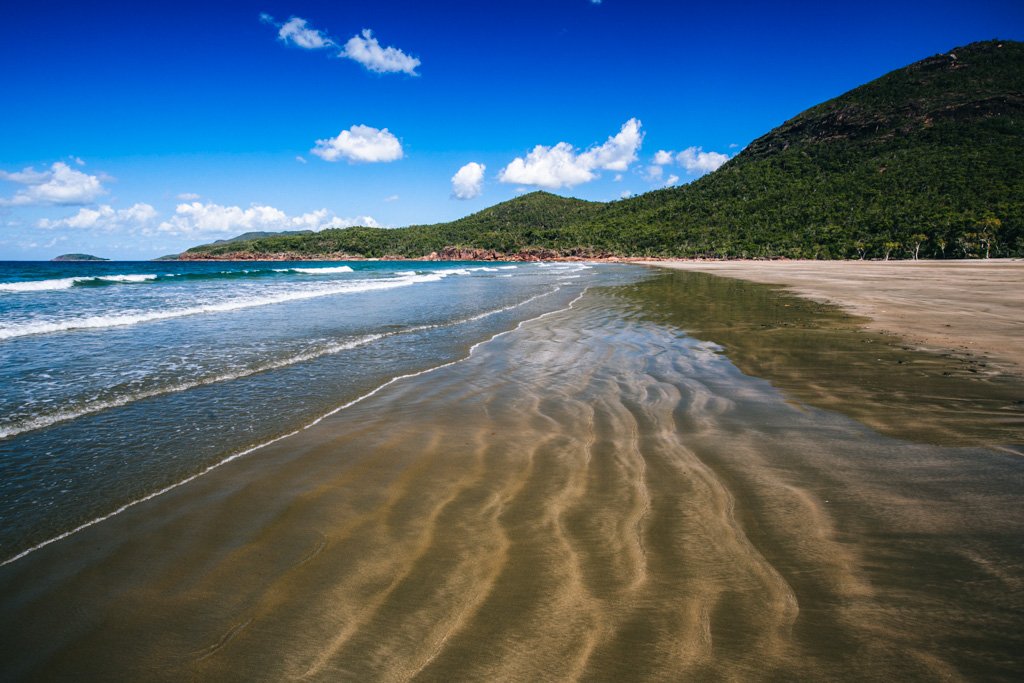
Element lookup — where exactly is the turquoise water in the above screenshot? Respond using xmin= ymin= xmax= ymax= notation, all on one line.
xmin=0 ymin=260 xmax=645 ymax=561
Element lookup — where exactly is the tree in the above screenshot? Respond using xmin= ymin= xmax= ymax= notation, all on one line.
xmin=909 ymin=233 xmax=928 ymax=260
xmin=957 ymin=231 xmax=978 ymax=258
xmin=883 ymin=240 xmax=901 ymax=261
xmin=854 ymin=239 xmax=868 ymax=260
xmin=976 ymin=217 xmax=1002 ymax=259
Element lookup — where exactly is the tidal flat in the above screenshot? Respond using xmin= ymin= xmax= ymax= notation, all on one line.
xmin=1 ymin=270 xmax=1022 ymax=681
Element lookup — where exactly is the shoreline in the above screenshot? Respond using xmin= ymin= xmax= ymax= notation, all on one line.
xmin=2 ymin=275 xmax=1021 ymax=679
xmin=0 ymin=285 xmax=587 ymax=568
xmin=641 ymin=259 xmax=1024 ymax=377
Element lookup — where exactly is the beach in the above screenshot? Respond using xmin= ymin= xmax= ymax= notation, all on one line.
xmin=1 ymin=267 xmax=1022 ymax=680
xmin=641 ymin=259 xmax=1024 ymax=376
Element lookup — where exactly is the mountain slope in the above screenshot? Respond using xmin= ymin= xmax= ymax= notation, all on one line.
xmin=586 ymin=39 xmax=1024 ymax=258
xmin=183 ymin=40 xmax=1024 ymax=260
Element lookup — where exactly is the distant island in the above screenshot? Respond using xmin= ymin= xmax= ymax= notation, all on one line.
xmin=51 ymin=254 xmax=110 ymax=262
xmin=179 ymin=40 xmax=1022 ymax=262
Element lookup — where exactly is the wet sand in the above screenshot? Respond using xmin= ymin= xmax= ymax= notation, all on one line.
xmin=641 ymin=259 xmax=1024 ymax=376
xmin=1 ymin=272 xmax=1023 ymax=681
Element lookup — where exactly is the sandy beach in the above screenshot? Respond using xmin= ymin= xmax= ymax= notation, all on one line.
xmin=1 ymin=269 xmax=1022 ymax=681
xmin=641 ymin=259 xmax=1024 ymax=376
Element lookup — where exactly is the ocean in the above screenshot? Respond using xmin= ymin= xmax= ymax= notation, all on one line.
xmin=1 ymin=265 xmax=1023 ymax=679
xmin=0 ymin=259 xmax=645 ymax=563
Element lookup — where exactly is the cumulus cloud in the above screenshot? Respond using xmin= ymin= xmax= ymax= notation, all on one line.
xmin=262 ymin=14 xmax=333 ymax=50
xmin=677 ymin=146 xmax=730 ymax=174
xmin=176 ymin=192 xmax=200 ymax=201
xmin=451 ymin=162 xmax=486 ymax=200
xmin=643 ymin=165 xmax=664 ymax=182
xmin=647 ymin=146 xmax=731 ymax=180
xmin=498 ymin=119 xmax=644 ymax=189
xmin=0 ymin=162 xmax=107 ymax=206
xmin=155 ymin=202 xmax=379 ymax=237
xmin=311 ymin=124 xmax=404 ymax=163
xmin=38 ymin=203 xmax=157 ymax=230
xmin=499 ymin=142 xmax=595 ymax=189
xmin=262 ymin=14 xmax=418 ymax=77
xmin=577 ymin=118 xmax=643 ymax=171
xmin=653 ymin=150 xmax=674 ymax=165
xmin=342 ymin=29 xmax=420 ymax=75
xmin=642 ymin=164 xmax=681 ymax=188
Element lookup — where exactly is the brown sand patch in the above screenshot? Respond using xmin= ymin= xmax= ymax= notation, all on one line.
xmin=641 ymin=260 xmax=1024 ymax=376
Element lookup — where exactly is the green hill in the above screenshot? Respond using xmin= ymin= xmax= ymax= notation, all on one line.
xmin=182 ymin=192 xmax=603 ymax=259
xmin=183 ymin=40 xmax=1024 ymax=261
xmin=51 ymin=253 xmax=109 ymax=261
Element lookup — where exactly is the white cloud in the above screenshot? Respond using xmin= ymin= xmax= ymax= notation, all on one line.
xmin=451 ymin=162 xmax=486 ymax=200
xmin=154 ymin=202 xmax=379 ymax=237
xmin=342 ymin=29 xmax=420 ymax=75
xmin=643 ymin=163 xmax=680 ymax=187
xmin=653 ymin=150 xmax=674 ymax=165
xmin=729 ymin=143 xmax=740 ymax=149
xmin=38 ymin=203 xmax=157 ymax=231
xmin=577 ymin=118 xmax=644 ymax=172
xmin=614 ymin=174 xmax=623 ymax=182
xmin=0 ymin=162 xmax=107 ymax=206
xmin=176 ymin=192 xmax=200 ymax=201
xmin=498 ymin=119 xmax=644 ymax=189
xmin=384 ymin=194 xmax=399 ymax=202
xmin=261 ymin=14 xmax=418 ymax=77
xmin=677 ymin=147 xmax=730 ymax=174
xmin=295 ymin=155 xmax=307 ymax=164
xmin=499 ymin=142 xmax=595 ymax=189
xmin=620 ymin=190 xmax=634 ymax=199
xmin=650 ymin=146 xmax=731 ymax=178
xmin=311 ymin=124 xmax=404 ymax=163
xmin=643 ymin=165 xmax=664 ymax=182
xmin=70 ymin=156 xmax=86 ymax=166
xmin=264 ymin=14 xmax=333 ymax=50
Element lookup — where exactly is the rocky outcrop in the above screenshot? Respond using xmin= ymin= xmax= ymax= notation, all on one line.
xmin=422 ymin=246 xmax=620 ymax=262
xmin=176 ymin=251 xmax=365 ymax=261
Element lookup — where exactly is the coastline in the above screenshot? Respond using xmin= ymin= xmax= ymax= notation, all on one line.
xmin=641 ymin=259 xmax=1024 ymax=376
xmin=1 ymin=271 xmax=1021 ymax=679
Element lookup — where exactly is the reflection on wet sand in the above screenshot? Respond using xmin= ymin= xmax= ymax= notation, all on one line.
xmin=0 ymin=272 xmax=1021 ymax=681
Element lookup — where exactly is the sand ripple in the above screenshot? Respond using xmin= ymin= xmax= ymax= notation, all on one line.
xmin=1 ymin=283 xmax=1022 ymax=681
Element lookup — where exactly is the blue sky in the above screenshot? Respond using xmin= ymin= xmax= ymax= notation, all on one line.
xmin=1 ymin=0 xmax=1021 ymax=259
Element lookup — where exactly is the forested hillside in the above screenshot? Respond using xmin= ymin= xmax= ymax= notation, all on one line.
xmin=183 ymin=40 xmax=1023 ymax=260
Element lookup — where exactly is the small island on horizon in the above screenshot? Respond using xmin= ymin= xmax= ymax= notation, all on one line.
xmin=50 ymin=253 xmax=110 ymax=262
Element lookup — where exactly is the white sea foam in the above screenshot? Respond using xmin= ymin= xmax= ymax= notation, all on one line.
xmin=0 ymin=274 xmax=158 ymax=293
xmin=0 ymin=285 xmax=583 ymax=568
xmin=95 ymin=274 xmax=158 ymax=283
xmin=0 ymin=334 xmax=384 ymax=439
xmin=0 ymin=278 xmax=81 ymax=292
xmin=0 ymin=272 xmax=446 ymax=341
xmin=278 ymin=266 xmax=355 ymax=274
xmin=0 ymin=286 xmax=561 ymax=440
